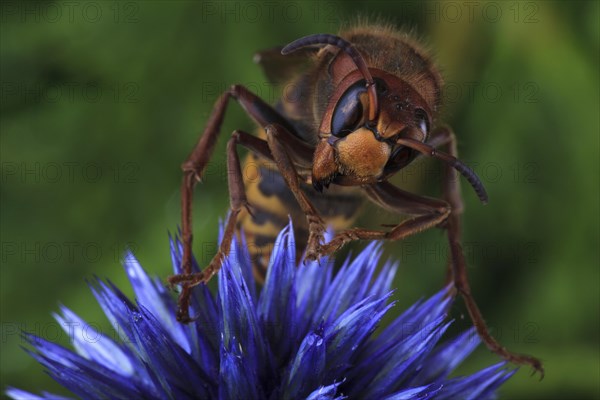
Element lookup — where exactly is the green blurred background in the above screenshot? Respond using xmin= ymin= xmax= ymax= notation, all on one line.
xmin=1 ymin=0 xmax=598 ymax=398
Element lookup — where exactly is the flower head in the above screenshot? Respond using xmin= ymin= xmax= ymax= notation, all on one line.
xmin=7 ymin=222 xmax=514 ymax=399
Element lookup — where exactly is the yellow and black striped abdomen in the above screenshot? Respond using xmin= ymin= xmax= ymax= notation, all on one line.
xmin=238 ymin=139 xmax=364 ymax=282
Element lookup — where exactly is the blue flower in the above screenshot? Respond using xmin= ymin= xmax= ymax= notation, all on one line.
xmin=7 ymin=221 xmax=515 ymax=399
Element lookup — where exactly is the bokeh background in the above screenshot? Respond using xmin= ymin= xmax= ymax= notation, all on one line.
xmin=1 ymin=0 xmax=598 ymax=398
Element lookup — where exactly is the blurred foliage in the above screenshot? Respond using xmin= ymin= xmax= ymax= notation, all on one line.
xmin=1 ymin=1 xmax=598 ymax=399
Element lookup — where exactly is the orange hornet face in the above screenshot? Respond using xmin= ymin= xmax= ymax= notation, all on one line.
xmin=311 ymin=70 xmax=432 ymax=191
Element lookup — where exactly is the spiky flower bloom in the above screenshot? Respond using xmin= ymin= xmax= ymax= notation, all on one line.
xmin=7 ymin=222 xmax=514 ymax=399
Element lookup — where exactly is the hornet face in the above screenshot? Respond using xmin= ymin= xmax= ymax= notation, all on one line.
xmin=312 ymin=69 xmax=433 ymax=191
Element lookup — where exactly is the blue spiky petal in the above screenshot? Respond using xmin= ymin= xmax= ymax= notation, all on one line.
xmin=7 ymin=221 xmax=514 ymax=399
